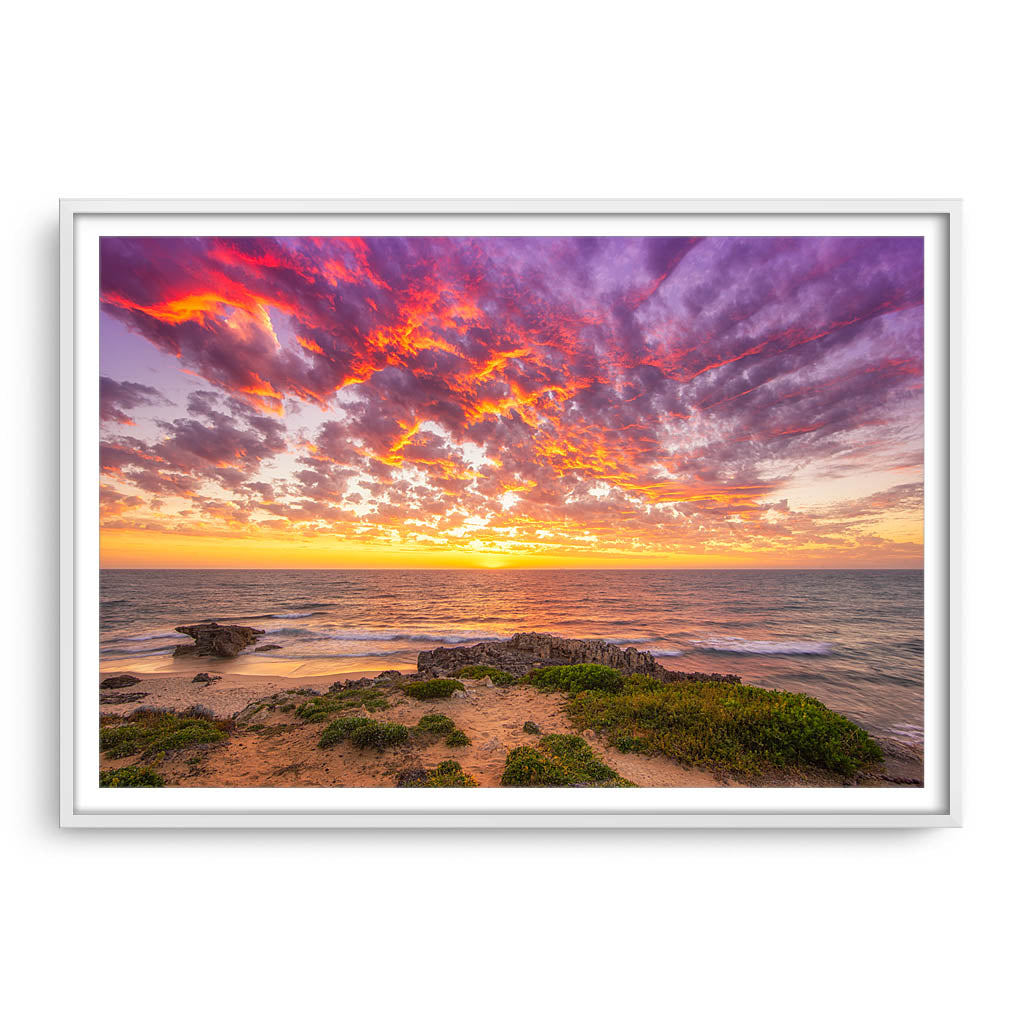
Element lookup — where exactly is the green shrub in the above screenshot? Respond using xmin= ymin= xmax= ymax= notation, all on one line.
xmin=569 ymin=674 xmax=884 ymax=776
xmin=612 ymin=735 xmax=650 ymax=754
xmin=350 ymin=721 xmax=410 ymax=750
xmin=295 ymin=689 xmax=388 ymax=722
xmin=524 ymin=663 xmax=624 ymax=695
xmin=455 ymin=665 xmax=516 ymax=686
xmin=415 ymin=713 xmax=457 ymax=736
xmin=500 ymin=746 xmax=568 ymax=786
xmin=99 ymin=765 xmax=165 ymax=787
xmin=403 ymin=678 xmax=465 ymax=700
xmin=100 ymin=711 xmax=230 ymax=759
xmin=445 ymin=728 xmax=471 ymax=747
xmin=318 ymin=716 xmax=369 ymax=748
xmin=318 ymin=716 xmax=409 ymax=751
xmin=157 ymin=723 xmax=227 ymax=750
xmin=522 ymin=720 xmax=541 ymax=735
xmin=99 ymin=724 xmax=145 ymax=759
xmin=400 ymin=759 xmax=479 ymax=788
xmin=500 ymin=734 xmax=633 ymax=787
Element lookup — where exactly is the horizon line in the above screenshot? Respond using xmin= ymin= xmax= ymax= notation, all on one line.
xmin=100 ymin=565 xmax=924 ymax=572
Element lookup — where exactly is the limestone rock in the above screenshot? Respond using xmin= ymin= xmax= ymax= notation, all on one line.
xmin=172 ymin=621 xmax=265 ymax=657
xmin=101 ymin=674 xmax=142 ymax=689
xmin=100 ymin=691 xmax=148 ymax=705
xmin=416 ymin=632 xmax=669 ymax=679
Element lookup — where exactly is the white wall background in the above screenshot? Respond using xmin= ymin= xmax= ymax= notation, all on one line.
xmin=3 ymin=2 xmax=1019 ymax=1020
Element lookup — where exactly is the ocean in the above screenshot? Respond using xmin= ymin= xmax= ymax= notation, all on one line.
xmin=99 ymin=568 xmax=923 ymax=743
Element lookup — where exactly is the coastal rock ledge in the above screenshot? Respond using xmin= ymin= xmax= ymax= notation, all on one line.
xmin=418 ymin=632 xmax=671 ymax=679
xmin=173 ymin=622 xmax=265 ymax=658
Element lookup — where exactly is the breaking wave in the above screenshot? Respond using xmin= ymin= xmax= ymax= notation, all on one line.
xmin=689 ymin=635 xmax=832 ymax=656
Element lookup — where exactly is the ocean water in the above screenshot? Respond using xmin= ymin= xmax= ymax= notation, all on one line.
xmin=99 ymin=568 xmax=923 ymax=742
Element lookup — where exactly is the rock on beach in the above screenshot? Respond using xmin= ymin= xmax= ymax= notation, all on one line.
xmin=172 ymin=622 xmax=265 ymax=658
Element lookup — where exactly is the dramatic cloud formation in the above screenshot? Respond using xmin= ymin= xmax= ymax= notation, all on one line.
xmin=98 ymin=236 xmax=924 ymax=567
xmin=99 ymin=376 xmax=165 ymax=425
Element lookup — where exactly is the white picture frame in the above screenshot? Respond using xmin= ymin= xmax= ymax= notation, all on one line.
xmin=60 ymin=198 xmax=960 ymax=828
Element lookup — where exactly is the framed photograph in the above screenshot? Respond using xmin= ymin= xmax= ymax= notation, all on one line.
xmin=59 ymin=199 xmax=959 ymax=828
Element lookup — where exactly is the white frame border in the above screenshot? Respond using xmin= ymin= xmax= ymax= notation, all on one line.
xmin=59 ymin=198 xmax=961 ymax=828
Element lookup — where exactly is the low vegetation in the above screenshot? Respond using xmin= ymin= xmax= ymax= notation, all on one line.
xmin=568 ymin=671 xmax=884 ymax=776
xmin=294 ymin=688 xmax=389 ymax=722
xmin=399 ymin=759 xmax=479 ymax=788
xmin=317 ymin=716 xmax=410 ymax=751
xmin=403 ymin=678 xmax=465 ymax=700
xmin=455 ymin=665 xmax=516 ymax=686
xmin=523 ymin=663 xmax=624 ymax=695
xmin=99 ymin=765 xmax=166 ymax=787
xmin=522 ymin=720 xmax=541 ymax=735
xmin=415 ymin=713 xmax=457 ymax=736
xmin=445 ymin=728 xmax=471 ymax=747
xmin=501 ymin=734 xmax=633 ymax=787
xmin=100 ymin=709 xmax=231 ymax=759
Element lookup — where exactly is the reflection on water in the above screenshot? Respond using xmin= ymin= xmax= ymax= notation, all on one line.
xmin=100 ymin=569 xmax=923 ymax=741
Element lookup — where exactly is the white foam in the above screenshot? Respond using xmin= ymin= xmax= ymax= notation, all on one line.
xmin=689 ymin=635 xmax=832 ymax=656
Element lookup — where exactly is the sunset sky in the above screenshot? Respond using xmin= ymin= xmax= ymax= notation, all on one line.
xmin=99 ymin=235 xmax=924 ymax=568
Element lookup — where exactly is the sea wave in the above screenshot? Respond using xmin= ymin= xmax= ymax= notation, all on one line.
xmin=689 ymin=635 xmax=832 ymax=656
xmin=324 ymin=629 xmax=505 ymax=644
xmin=104 ymin=631 xmax=180 ymax=645
xmin=261 ymin=627 xmax=506 ymax=645
xmin=253 ymin=647 xmax=413 ymax=660
xmin=101 ymin=634 xmax=180 ymax=651
xmin=889 ymin=722 xmax=924 ymax=742
xmin=641 ymin=646 xmax=686 ymax=657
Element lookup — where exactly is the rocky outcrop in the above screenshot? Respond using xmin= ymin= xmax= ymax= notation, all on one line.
xmin=191 ymin=672 xmax=221 ymax=684
xmin=100 ymin=691 xmax=148 ymax=705
xmin=233 ymin=689 xmax=319 ymax=724
xmin=173 ymin=622 xmax=265 ymax=658
xmin=254 ymin=643 xmax=283 ymax=652
xmin=416 ymin=632 xmax=671 ymax=679
xmin=101 ymin=674 xmax=142 ymax=689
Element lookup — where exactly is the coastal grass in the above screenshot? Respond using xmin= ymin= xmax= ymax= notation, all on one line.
xmin=445 ymin=728 xmax=471 ymax=747
xmin=294 ymin=688 xmax=389 ymax=722
xmin=100 ymin=710 xmax=231 ymax=759
xmin=568 ymin=672 xmax=884 ymax=777
xmin=99 ymin=765 xmax=166 ymax=787
xmin=500 ymin=734 xmax=634 ymax=788
xmin=455 ymin=665 xmax=516 ymax=686
xmin=400 ymin=759 xmax=479 ymax=788
xmin=317 ymin=716 xmax=410 ymax=751
xmin=403 ymin=678 xmax=465 ymax=700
